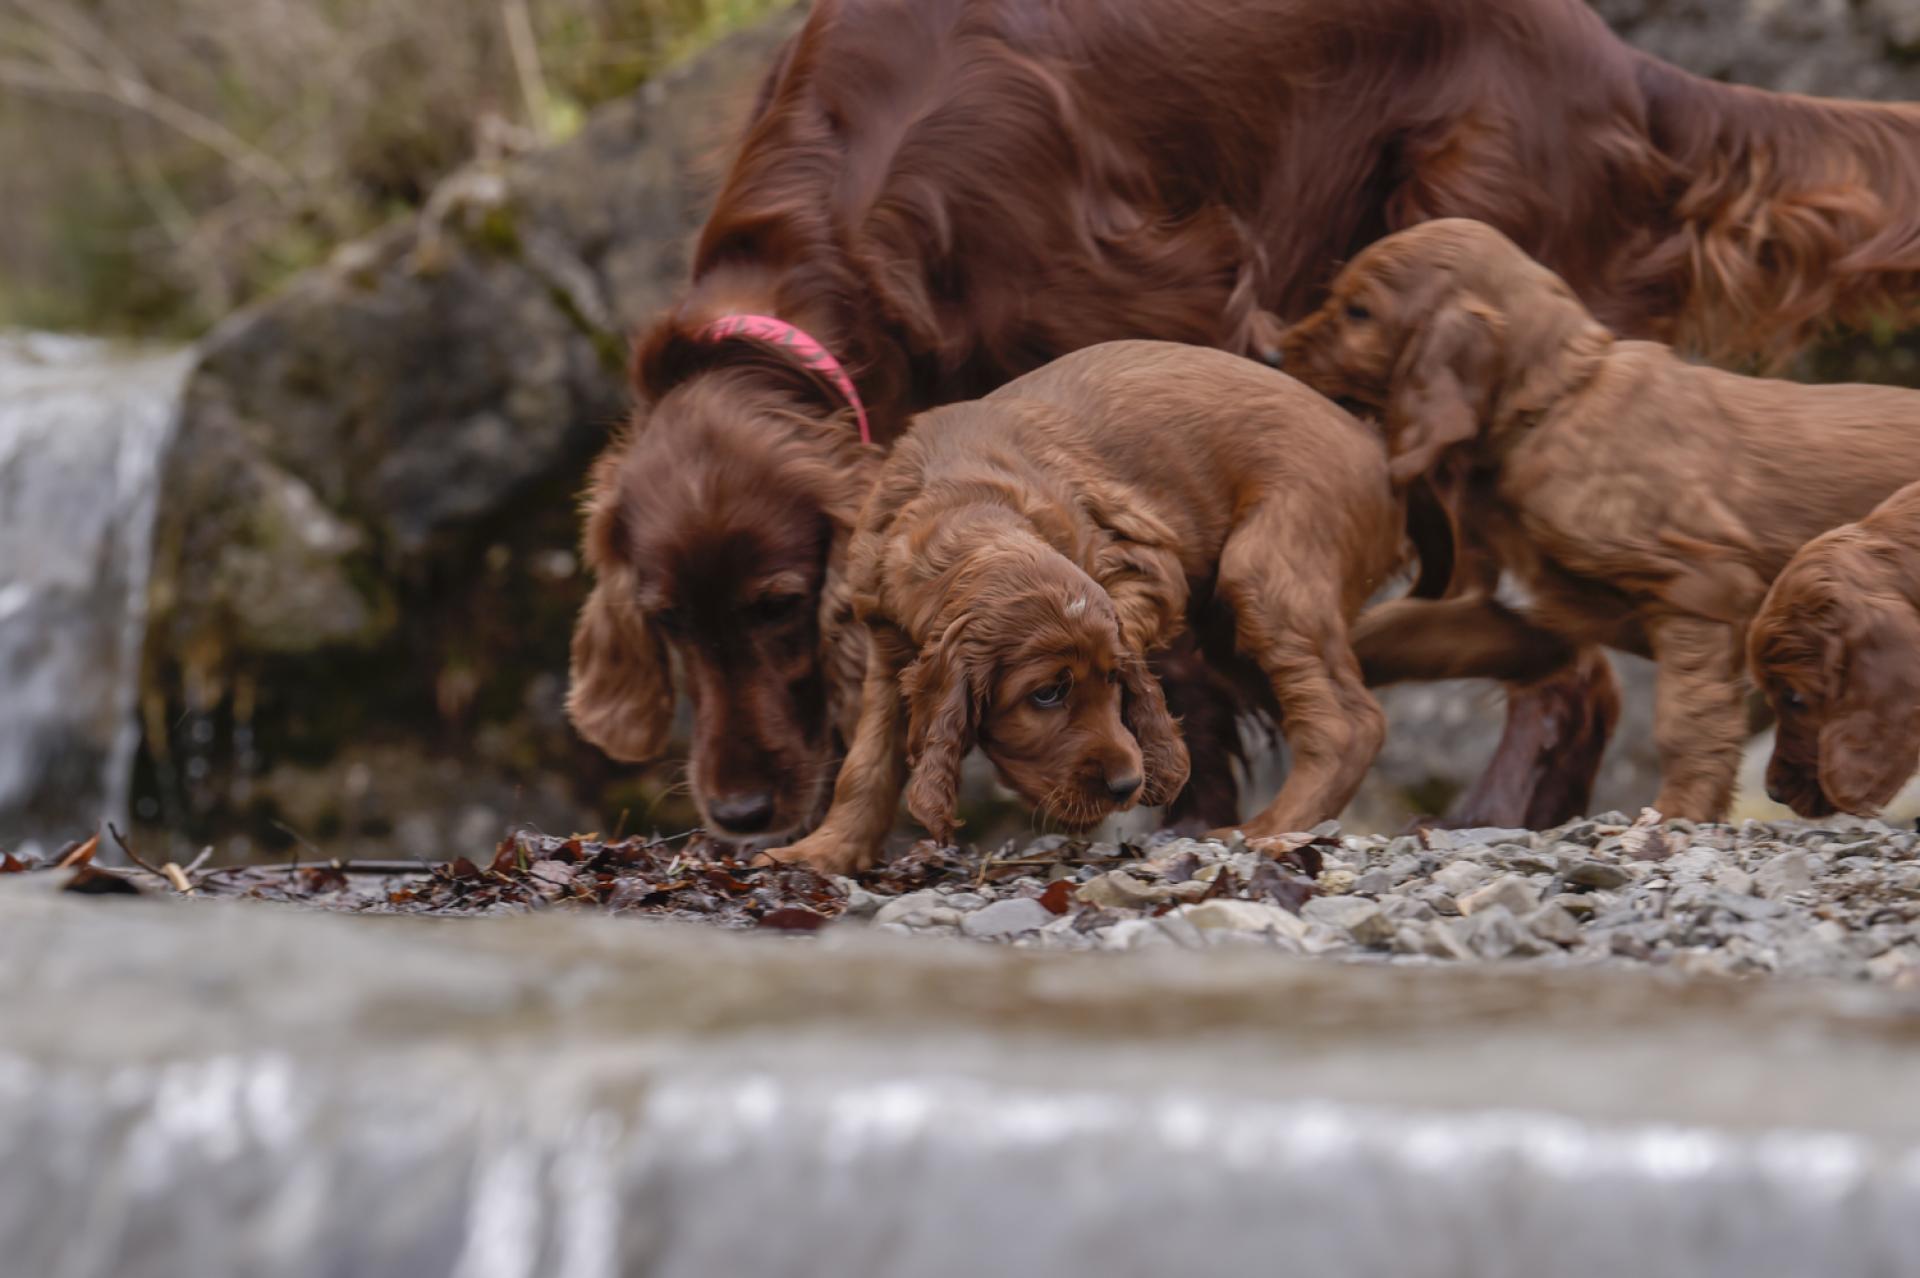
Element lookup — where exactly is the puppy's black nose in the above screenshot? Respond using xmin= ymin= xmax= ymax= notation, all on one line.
xmin=1106 ymin=772 xmax=1143 ymax=802
xmin=1765 ymin=779 xmax=1787 ymax=805
xmin=710 ymin=791 xmax=776 ymax=834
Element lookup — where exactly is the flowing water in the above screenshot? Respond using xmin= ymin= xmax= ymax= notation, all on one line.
xmin=0 ymin=332 xmax=189 ymax=854
xmin=6 ymin=876 xmax=1920 ymax=1278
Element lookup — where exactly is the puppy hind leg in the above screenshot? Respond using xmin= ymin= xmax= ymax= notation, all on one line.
xmin=1208 ymin=519 xmax=1385 ymax=843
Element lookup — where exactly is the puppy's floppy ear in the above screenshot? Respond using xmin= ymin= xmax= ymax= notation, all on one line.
xmin=902 ymin=622 xmax=977 ymax=841
xmin=1385 ymin=294 xmax=1502 ymax=488
xmin=567 ymin=571 xmax=675 ymax=762
xmin=1820 ymin=596 xmax=1920 ymax=812
xmin=1119 ymin=651 xmax=1190 ymax=808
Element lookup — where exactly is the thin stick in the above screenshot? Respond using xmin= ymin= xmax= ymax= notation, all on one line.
xmin=107 ymin=822 xmax=169 ymax=881
xmin=162 ymin=863 xmax=194 ymax=895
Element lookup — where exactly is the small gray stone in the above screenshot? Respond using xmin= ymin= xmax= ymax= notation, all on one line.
xmin=1527 ymin=904 xmax=1583 ymax=948
xmin=1667 ymin=847 xmax=1721 ymax=883
xmin=1179 ymin=898 xmax=1310 ymax=943
xmin=1456 ymin=874 xmax=1541 ymax=918
xmin=839 ymin=885 xmax=889 ymax=919
xmin=960 ymin=897 xmax=1054 ymax=939
xmin=1432 ymin=860 xmax=1492 ymax=895
xmin=873 ymin=890 xmax=948 ymax=928
xmin=942 ymin=892 xmax=989 ymax=911
xmin=1419 ymin=919 xmax=1474 ymax=961
xmin=1353 ymin=868 xmax=1396 ymax=896
xmin=1301 ymin=895 xmax=1395 ymax=947
xmin=1562 ymin=859 xmax=1633 ymax=890
xmin=1757 ymin=850 xmax=1818 ymax=900
xmin=1460 ymin=904 xmax=1528 ymax=959
xmin=1714 ymin=865 xmax=1755 ymax=897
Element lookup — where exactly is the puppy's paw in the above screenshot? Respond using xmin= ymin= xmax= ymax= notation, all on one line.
xmin=754 ymin=830 xmax=870 ymax=879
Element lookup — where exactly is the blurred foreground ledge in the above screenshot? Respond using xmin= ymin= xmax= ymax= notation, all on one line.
xmin=7 ymin=872 xmax=1920 ymax=1276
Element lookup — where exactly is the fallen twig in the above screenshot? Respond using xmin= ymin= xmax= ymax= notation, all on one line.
xmin=107 ymin=823 xmax=171 ymax=882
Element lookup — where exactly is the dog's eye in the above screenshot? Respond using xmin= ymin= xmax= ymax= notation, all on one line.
xmin=653 ymin=608 xmax=685 ymax=637
xmin=1029 ymin=675 xmax=1072 ymax=709
xmin=1783 ymin=689 xmax=1809 ymax=712
xmin=751 ymin=594 xmax=807 ymax=624
xmin=1344 ymin=303 xmax=1371 ymax=323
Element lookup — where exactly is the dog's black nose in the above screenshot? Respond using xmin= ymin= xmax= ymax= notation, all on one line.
xmin=1106 ymin=772 xmax=1143 ymax=801
xmin=1766 ymin=780 xmax=1787 ymax=805
xmin=710 ymin=791 xmax=777 ymax=834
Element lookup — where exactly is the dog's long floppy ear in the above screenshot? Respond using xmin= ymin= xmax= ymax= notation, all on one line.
xmin=565 ymin=459 xmax=675 ymax=762
xmin=901 ymin=621 xmax=978 ymax=841
xmin=1821 ymin=594 xmax=1920 ymax=813
xmin=1118 ymin=651 xmax=1191 ymax=807
xmin=566 ymin=571 xmax=675 ymax=762
xmin=1385 ymin=295 xmax=1502 ymax=488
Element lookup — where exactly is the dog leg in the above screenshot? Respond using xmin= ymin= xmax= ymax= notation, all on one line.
xmin=759 ymin=648 xmax=908 ymax=876
xmin=1441 ymin=646 xmax=1620 ymax=829
xmin=1647 ymin=614 xmax=1747 ymax=822
xmin=1208 ymin=518 xmax=1385 ymax=844
xmin=1352 ymin=595 xmax=1617 ymax=828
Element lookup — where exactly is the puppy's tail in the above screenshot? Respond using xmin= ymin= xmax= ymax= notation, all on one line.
xmin=1630 ymin=57 xmax=1920 ymax=364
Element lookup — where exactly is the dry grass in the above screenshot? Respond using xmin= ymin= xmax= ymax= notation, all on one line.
xmin=0 ymin=0 xmax=785 ymax=336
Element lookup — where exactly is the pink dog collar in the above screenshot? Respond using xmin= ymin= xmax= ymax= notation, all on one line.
xmin=699 ymin=314 xmax=872 ymax=445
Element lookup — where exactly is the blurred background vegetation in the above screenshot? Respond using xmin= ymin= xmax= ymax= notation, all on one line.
xmin=0 ymin=0 xmax=782 ymax=337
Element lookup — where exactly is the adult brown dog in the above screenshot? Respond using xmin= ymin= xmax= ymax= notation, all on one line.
xmin=1281 ymin=218 xmax=1920 ymax=822
xmin=1749 ymin=482 xmax=1920 ymax=818
xmin=763 ymin=342 xmax=1398 ymax=875
xmin=570 ymin=0 xmax=1920 ymax=841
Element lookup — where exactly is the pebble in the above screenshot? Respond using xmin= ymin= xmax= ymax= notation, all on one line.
xmin=1757 ymin=850 xmax=1818 ymax=900
xmin=873 ymin=890 xmax=949 ymax=928
xmin=1562 ymin=859 xmax=1633 ymax=890
xmin=959 ymin=897 xmax=1054 ymax=939
xmin=1432 ymin=860 xmax=1493 ymax=896
xmin=1456 ymin=874 xmax=1541 ymax=918
xmin=1180 ymin=898 xmax=1309 ymax=943
xmin=1301 ymin=896 xmax=1395 ymax=947
xmin=1317 ymin=868 xmax=1358 ymax=895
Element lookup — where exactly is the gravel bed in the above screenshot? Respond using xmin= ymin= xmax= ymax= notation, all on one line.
xmin=843 ymin=810 xmax=1920 ymax=985
xmin=26 ymin=810 xmax=1920 ymax=985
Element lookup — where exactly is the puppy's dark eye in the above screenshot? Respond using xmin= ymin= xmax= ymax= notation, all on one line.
xmin=653 ymin=608 xmax=685 ymax=637
xmin=1030 ymin=675 xmax=1072 ymax=709
xmin=1344 ymin=303 xmax=1371 ymax=323
xmin=1783 ymin=689 xmax=1809 ymax=712
xmin=751 ymin=594 xmax=807 ymax=624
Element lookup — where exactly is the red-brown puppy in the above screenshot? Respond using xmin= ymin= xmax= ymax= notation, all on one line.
xmin=763 ymin=341 xmax=1399 ymax=876
xmin=1282 ymin=218 xmax=1920 ymax=823
xmin=1749 ymin=482 xmax=1920 ymax=818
